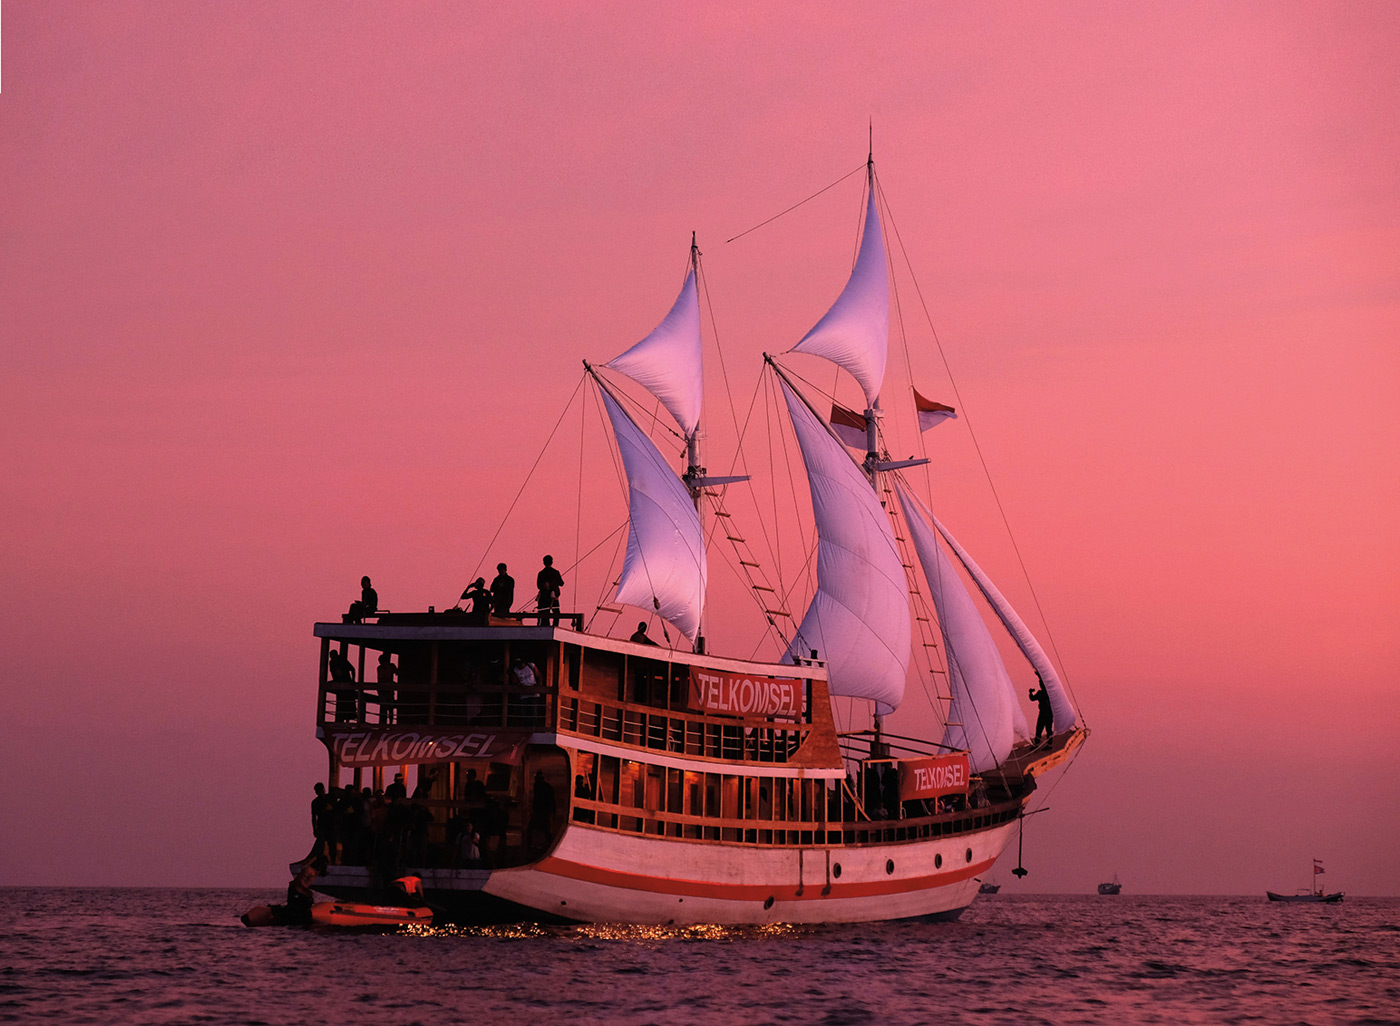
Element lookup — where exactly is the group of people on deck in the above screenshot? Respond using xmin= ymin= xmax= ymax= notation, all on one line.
xmin=343 ymin=556 xmax=567 ymax=628
xmin=457 ymin=556 xmax=564 ymax=625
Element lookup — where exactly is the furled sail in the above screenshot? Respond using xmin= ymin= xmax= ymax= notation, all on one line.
xmin=606 ymin=267 xmax=703 ymax=438
xmin=895 ymin=480 xmax=1017 ymax=772
xmin=929 ymin=513 xmax=1077 ymax=731
xmin=790 ymin=185 xmax=889 ymax=408
xmin=781 ymin=378 xmax=910 ymax=714
xmin=597 ymin=385 xmax=706 ymax=645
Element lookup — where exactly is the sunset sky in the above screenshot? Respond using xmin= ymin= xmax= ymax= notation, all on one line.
xmin=2 ymin=3 xmax=1396 ymax=895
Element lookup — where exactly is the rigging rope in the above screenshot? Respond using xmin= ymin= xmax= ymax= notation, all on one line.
xmin=724 ymin=162 xmax=867 ymax=245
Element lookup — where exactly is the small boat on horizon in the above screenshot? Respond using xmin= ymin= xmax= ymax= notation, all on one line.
xmin=977 ymin=879 xmax=1001 ymax=894
xmin=1267 ymin=859 xmax=1343 ymax=903
xmin=1097 ymin=873 xmax=1121 ymax=895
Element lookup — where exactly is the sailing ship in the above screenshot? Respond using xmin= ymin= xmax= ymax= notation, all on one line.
xmin=1267 ymin=859 xmax=1342 ymax=903
xmin=1097 ymin=874 xmax=1122 ymax=895
xmin=306 ymin=153 xmax=1086 ymax=924
xmin=977 ymin=880 xmax=1002 ymax=895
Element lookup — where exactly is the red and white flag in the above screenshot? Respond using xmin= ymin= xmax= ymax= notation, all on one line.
xmin=914 ymin=388 xmax=957 ymax=431
xmin=829 ymin=403 xmax=869 ymax=450
xmin=1313 ymin=859 xmax=1325 ymax=875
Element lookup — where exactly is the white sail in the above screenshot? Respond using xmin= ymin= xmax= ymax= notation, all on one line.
xmin=781 ymin=378 xmax=909 ymax=714
xmin=791 ymin=184 xmax=889 ymax=408
xmin=606 ymin=267 xmax=703 ymax=438
xmin=930 ymin=514 xmax=1077 ymax=732
xmin=598 ymin=385 xmax=706 ymax=645
xmin=895 ymin=480 xmax=1017 ymax=772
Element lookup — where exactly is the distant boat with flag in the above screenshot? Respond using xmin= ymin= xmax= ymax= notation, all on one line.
xmin=1267 ymin=859 xmax=1342 ymax=903
xmin=303 ymin=148 xmax=1088 ymax=924
xmin=1097 ymin=873 xmax=1122 ymax=895
xmin=978 ymin=879 xmax=1002 ymax=894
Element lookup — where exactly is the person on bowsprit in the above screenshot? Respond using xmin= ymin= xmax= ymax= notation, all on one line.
xmin=1029 ymin=673 xmax=1054 ymax=745
xmin=535 ymin=555 xmax=564 ymax=625
xmin=629 ymin=621 xmax=659 ymax=645
xmin=490 ymin=563 xmax=515 ymax=617
xmin=345 ymin=576 xmax=378 ymax=623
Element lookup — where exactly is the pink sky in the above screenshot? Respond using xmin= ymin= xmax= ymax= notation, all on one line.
xmin=2 ymin=2 xmax=1397 ymax=894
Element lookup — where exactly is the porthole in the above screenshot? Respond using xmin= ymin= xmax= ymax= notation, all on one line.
xmin=832 ymin=863 xmax=842 ymax=878
xmin=965 ymin=848 xmax=973 ymax=863
xmin=934 ymin=853 xmax=943 ymax=869
xmin=885 ymin=859 xmax=895 ymax=875
xmin=763 ymin=895 xmax=775 ymax=910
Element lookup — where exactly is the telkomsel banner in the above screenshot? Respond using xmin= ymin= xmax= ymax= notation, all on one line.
xmin=686 ymin=669 xmax=804 ymax=718
xmin=321 ymin=727 xmax=532 ymax=767
xmin=897 ymin=753 xmax=972 ymax=801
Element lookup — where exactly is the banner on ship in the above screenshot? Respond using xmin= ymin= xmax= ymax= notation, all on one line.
xmin=898 ymin=753 xmax=971 ymax=801
xmin=321 ymin=727 xmax=532 ymax=767
xmin=686 ymin=670 xmax=804 ymax=718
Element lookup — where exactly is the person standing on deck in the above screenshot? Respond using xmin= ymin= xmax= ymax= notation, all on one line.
xmin=459 ymin=578 xmax=490 ymax=624
xmin=490 ymin=563 xmax=515 ymax=617
xmin=375 ymin=652 xmax=398 ymax=725
xmin=328 ymin=647 xmax=358 ymax=723
xmin=1029 ymin=673 xmax=1054 ymax=745
xmin=535 ymin=555 xmax=563 ymax=625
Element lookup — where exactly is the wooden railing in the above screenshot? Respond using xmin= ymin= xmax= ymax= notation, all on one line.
xmin=319 ymin=681 xmax=555 ymax=729
xmin=568 ymin=794 xmax=1021 ymax=847
xmin=557 ymin=693 xmax=812 ymax=765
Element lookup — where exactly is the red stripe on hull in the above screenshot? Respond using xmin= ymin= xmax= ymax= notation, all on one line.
xmin=535 ymin=854 xmax=995 ymax=902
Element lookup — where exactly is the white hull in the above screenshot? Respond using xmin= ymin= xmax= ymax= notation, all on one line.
xmin=323 ymin=815 xmax=1015 ymax=925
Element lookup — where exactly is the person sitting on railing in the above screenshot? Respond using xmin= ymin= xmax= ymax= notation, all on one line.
xmin=345 ymin=575 xmax=378 ymax=623
xmin=629 ymin=621 xmax=659 ymax=645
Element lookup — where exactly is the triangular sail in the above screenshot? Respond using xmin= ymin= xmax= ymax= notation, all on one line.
xmin=606 ymin=267 xmax=703 ymax=438
xmin=780 ymin=378 xmax=909 ymax=714
xmin=929 ymin=514 xmax=1077 ymax=731
xmin=597 ymin=385 xmax=706 ymax=645
xmin=895 ymin=480 xmax=1018 ymax=772
xmin=790 ymin=184 xmax=889 ymax=408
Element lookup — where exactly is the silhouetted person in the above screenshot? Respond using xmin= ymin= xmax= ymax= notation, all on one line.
xmin=630 ymin=621 xmax=658 ymax=645
xmin=310 ymin=782 xmax=336 ymax=860
xmin=536 ymin=555 xmax=563 ymax=625
xmin=460 ymin=578 xmax=490 ymax=624
xmin=328 ymin=647 xmax=358 ymax=722
xmin=490 ymin=563 xmax=515 ymax=617
xmin=375 ymin=652 xmax=398 ymax=724
xmin=283 ymin=858 xmax=323 ymax=925
xmin=385 ymin=772 xmax=407 ymax=801
xmin=461 ymin=768 xmax=487 ymax=806
xmin=528 ymin=770 xmax=558 ymax=849
xmin=346 ymin=575 xmax=378 ymax=623
xmin=573 ymin=773 xmax=595 ymax=823
xmin=412 ymin=767 xmax=438 ymax=799
xmin=1029 ymin=673 xmax=1054 ymax=745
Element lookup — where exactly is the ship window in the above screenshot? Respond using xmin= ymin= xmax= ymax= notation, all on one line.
xmin=935 ymin=854 xmax=943 ymax=869
xmin=832 ymin=863 xmax=842 ymax=878
xmin=886 ymin=859 xmax=894 ymax=875
xmin=966 ymin=848 xmax=973 ymax=863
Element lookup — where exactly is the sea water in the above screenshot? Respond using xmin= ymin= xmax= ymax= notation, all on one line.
xmin=0 ymin=889 xmax=1395 ymax=1025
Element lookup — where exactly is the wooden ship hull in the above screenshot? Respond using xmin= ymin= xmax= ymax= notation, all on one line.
xmin=308 ymin=618 xmax=1081 ymax=925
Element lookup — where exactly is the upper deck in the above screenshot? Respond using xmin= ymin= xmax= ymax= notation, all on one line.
xmin=314 ymin=612 xmax=843 ymax=773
